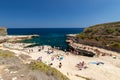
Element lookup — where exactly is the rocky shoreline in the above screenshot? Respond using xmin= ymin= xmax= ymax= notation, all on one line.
xmin=0 ymin=27 xmax=39 ymax=43
xmin=0 ymin=35 xmax=39 ymax=43
xmin=66 ymin=34 xmax=120 ymax=57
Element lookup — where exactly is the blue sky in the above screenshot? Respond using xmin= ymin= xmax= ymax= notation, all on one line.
xmin=0 ymin=0 xmax=120 ymax=28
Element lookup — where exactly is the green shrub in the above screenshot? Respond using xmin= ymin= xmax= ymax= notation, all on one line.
xmin=115 ymin=28 xmax=120 ymax=32
xmin=84 ymin=28 xmax=93 ymax=33
xmin=94 ymin=36 xmax=100 ymax=41
xmin=30 ymin=61 xmax=69 ymax=80
xmin=76 ymin=33 xmax=87 ymax=39
xmin=105 ymin=28 xmax=114 ymax=34
xmin=110 ymin=42 xmax=120 ymax=48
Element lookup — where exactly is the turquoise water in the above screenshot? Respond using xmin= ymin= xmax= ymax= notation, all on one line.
xmin=8 ymin=28 xmax=84 ymax=50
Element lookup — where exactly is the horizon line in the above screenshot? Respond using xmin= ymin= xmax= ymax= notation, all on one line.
xmin=6 ymin=27 xmax=85 ymax=29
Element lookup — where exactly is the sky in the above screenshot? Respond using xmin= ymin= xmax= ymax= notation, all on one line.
xmin=0 ymin=0 xmax=120 ymax=28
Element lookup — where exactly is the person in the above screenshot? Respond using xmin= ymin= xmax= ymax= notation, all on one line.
xmin=57 ymin=55 xmax=59 ymax=60
xmin=67 ymin=72 xmax=69 ymax=76
xmin=59 ymin=62 xmax=62 ymax=68
xmin=109 ymin=53 xmax=112 ymax=56
xmin=49 ymin=63 xmax=53 ymax=66
xmin=42 ymin=46 xmax=44 ymax=50
xmin=81 ymin=61 xmax=85 ymax=67
xmin=31 ymin=49 xmax=33 ymax=52
xmin=51 ymin=48 xmax=54 ymax=53
xmin=66 ymin=52 xmax=69 ymax=55
xmin=51 ymin=56 xmax=54 ymax=61
xmin=38 ymin=48 xmax=41 ymax=52
xmin=37 ymin=56 xmax=42 ymax=62
xmin=64 ymin=49 xmax=66 ymax=53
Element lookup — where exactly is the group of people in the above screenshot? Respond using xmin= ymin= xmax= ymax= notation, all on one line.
xmin=47 ymin=48 xmax=54 ymax=54
xmin=26 ymin=46 xmax=45 ymax=53
xmin=38 ymin=46 xmax=44 ymax=52
xmin=36 ymin=47 xmax=64 ymax=69
xmin=49 ymin=62 xmax=62 ymax=68
xmin=71 ymin=43 xmax=113 ymax=57
xmin=51 ymin=54 xmax=64 ymax=61
xmin=83 ymin=46 xmax=113 ymax=57
xmin=76 ymin=61 xmax=87 ymax=70
xmin=94 ymin=49 xmax=112 ymax=57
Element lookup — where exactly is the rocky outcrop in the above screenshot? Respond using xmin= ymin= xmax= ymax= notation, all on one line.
xmin=66 ymin=21 xmax=120 ymax=56
xmin=0 ymin=35 xmax=39 ymax=43
xmin=76 ymin=21 xmax=120 ymax=53
xmin=66 ymin=34 xmax=95 ymax=57
xmin=0 ymin=27 xmax=39 ymax=43
xmin=6 ymin=35 xmax=39 ymax=42
xmin=0 ymin=27 xmax=7 ymax=36
xmin=0 ymin=27 xmax=7 ymax=43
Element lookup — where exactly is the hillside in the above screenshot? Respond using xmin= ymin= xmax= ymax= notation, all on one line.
xmin=76 ymin=21 xmax=120 ymax=52
xmin=0 ymin=49 xmax=69 ymax=80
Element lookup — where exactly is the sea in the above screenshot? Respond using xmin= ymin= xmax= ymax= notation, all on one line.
xmin=7 ymin=28 xmax=84 ymax=50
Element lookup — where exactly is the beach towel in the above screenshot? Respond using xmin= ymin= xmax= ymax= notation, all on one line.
xmin=89 ymin=62 xmax=104 ymax=65
xmin=37 ymin=56 xmax=42 ymax=61
xmin=89 ymin=62 xmax=97 ymax=64
xmin=59 ymin=56 xmax=63 ymax=60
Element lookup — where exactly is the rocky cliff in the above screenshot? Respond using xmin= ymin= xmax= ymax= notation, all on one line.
xmin=76 ymin=21 xmax=120 ymax=52
xmin=0 ymin=27 xmax=7 ymax=36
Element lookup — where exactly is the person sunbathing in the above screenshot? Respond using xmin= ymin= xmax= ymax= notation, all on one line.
xmin=76 ymin=61 xmax=87 ymax=70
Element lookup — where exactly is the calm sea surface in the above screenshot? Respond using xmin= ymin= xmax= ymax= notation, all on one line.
xmin=8 ymin=28 xmax=84 ymax=50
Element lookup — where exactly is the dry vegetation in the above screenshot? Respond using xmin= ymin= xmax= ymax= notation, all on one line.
xmin=0 ymin=49 xmax=69 ymax=80
xmin=30 ymin=61 xmax=69 ymax=80
xmin=0 ymin=49 xmax=15 ymax=58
